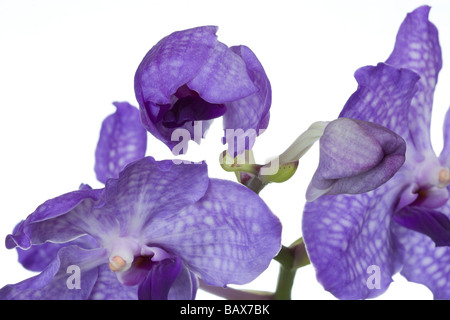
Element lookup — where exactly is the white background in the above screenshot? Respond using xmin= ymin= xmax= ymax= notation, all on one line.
xmin=1 ymin=0 xmax=450 ymax=300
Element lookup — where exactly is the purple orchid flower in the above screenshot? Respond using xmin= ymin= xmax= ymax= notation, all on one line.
xmin=1 ymin=99 xmax=281 ymax=300
xmin=302 ymin=6 xmax=450 ymax=299
xmin=134 ymin=26 xmax=271 ymax=156
xmin=1 ymin=156 xmax=281 ymax=300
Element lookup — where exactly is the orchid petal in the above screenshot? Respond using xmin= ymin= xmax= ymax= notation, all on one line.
xmin=7 ymin=158 xmax=209 ymax=249
xmin=339 ymin=63 xmax=419 ymax=140
xmin=187 ymin=42 xmax=257 ymax=103
xmin=143 ymin=178 xmax=282 ymax=287
xmin=17 ymin=235 xmax=98 ymax=272
xmin=223 ymin=45 xmax=272 ymax=155
xmin=0 ymin=246 xmax=106 ymax=300
xmin=94 ymin=101 xmax=147 ymax=184
xmin=137 ymin=257 xmax=182 ymax=300
xmin=386 ymin=5 xmax=442 ymax=154
xmin=302 ymin=180 xmax=404 ymax=299
xmin=5 ymin=187 xmax=104 ymax=250
xmin=105 ymin=157 xmax=209 ymax=237
xmin=168 ymin=266 xmax=198 ymax=300
xmin=394 ymin=207 xmax=450 ymax=247
xmin=135 ymin=26 xmax=218 ymax=105
xmin=393 ymin=223 xmax=450 ymax=299
xmin=88 ymin=264 xmax=138 ymax=300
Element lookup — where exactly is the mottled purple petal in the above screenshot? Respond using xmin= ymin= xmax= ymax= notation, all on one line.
xmin=5 ymin=187 xmax=104 ymax=250
xmin=393 ymin=223 xmax=450 ymax=299
xmin=105 ymin=157 xmax=209 ymax=237
xmin=168 ymin=265 xmax=198 ymax=300
xmin=386 ymin=5 xmax=442 ymax=154
xmin=302 ymin=179 xmax=404 ymax=299
xmin=394 ymin=207 xmax=450 ymax=247
xmin=306 ymin=118 xmax=406 ymax=200
xmin=224 ymin=45 xmax=271 ymax=131
xmin=138 ymin=101 xmax=170 ymax=145
xmin=88 ymin=264 xmax=138 ymax=300
xmin=138 ymin=257 xmax=182 ymax=300
xmin=0 ymin=246 xmax=106 ymax=300
xmin=223 ymin=45 xmax=272 ymax=155
xmin=7 ymin=158 xmax=209 ymax=251
xmin=94 ymin=101 xmax=147 ymax=184
xmin=339 ymin=63 xmax=420 ymax=140
xmin=17 ymin=235 xmax=98 ymax=272
xmin=187 ymin=42 xmax=257 ymax=103
xmin=143 ymin=178 xmax=282 ymax=287
xmin=135 ymin=26 xmax=218 ymax=105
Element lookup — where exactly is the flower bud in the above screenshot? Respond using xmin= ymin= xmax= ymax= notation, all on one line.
xmin=306 ymin=117 xmax=406 ymax=201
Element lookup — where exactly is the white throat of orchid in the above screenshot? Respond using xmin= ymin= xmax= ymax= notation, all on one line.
xmin=418 ymin=161 xmax=450 ymax=189
xmin=107 ymin=237 xmax=170 ymax=273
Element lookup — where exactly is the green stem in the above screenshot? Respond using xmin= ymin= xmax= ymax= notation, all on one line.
xmin=272 ymin=240 xmax=310 ymax=300
xmin=245 ymin=176 xmax=268 ymax=194
xmin=274 ymin=266 xmax=297 ymax=300
xmin=273 ymin=246 xmax=296 ymax=300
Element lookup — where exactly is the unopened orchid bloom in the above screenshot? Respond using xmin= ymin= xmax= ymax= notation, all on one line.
xmin=305 ymin=118 xmax=406 ymax=201
xmin=275 ymin=118 xmax=406 ymax=201
xmin=302 ymin=6 xmax=450 ymax=299
xmin=134 ymin=26 xmax=271 ymax=156
xmin=220 ymin=115 xmax=406 ymax=198
xmin=1 ymin=156 xmax=281 ymax=300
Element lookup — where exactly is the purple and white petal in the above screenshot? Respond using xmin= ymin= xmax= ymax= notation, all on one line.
xmin=104 ymin=157 xmax=209 ymax=237
xmin=394 ymin=207 xmax=450 ymax=247
xmin=5 ymin=187 xmax=104 ymax=250
xmin=0 ymin=246 xmax=106 ymax=300
xmin=339 ymin=63 xmax=419 ymax=141
xmin=167 ymin=265 xmax=198 ymax=300
xmin=8 ymin=157 xmax=209 ymax=251
xmin=386 ymin=5 xmax=442 ymax=154
xmin=17 ymin=234 xmax=98 ymax=272
xmin=223 ymin=45 xmax=272 ymax=155
xmin=137 ymin=257 xmax=182 ymax=300
xmin=94 ymin=101 xmax=147 ymax=184
xmin=135 ymin=26 xmax=218 ymax=105
xmin=393 ymin=223 xmax=450 ymax=299
xmin=302 ymin=179 xmax=405 ymax=299
xmin=224 ymin=45 xmax=271 ymax=132
xmin=142 ymin=178 xmax=282 ymax=287
xmin=88 ymin=264 xmax=138 ymax=300
xmin=187 ymin=42 xmax=257 ymax=103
